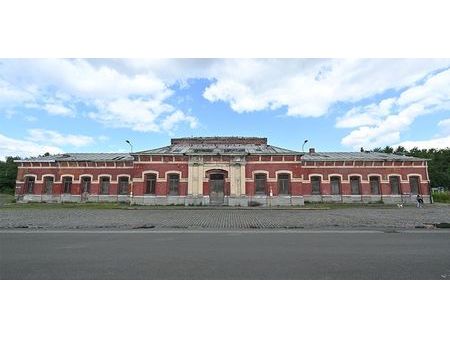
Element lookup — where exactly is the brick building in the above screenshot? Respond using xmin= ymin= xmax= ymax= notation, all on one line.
xmin=14 ymin=137 xmax=431 ymax=205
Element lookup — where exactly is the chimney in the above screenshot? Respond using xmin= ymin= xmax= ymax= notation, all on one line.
xmin=309 ymin=148 xmax=315 ymax=154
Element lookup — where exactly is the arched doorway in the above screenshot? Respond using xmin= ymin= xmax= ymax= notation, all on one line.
xmin=207 ymin=170 xmax=226 ymax=205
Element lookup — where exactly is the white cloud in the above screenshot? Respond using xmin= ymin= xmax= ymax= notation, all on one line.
xmin=0 ymin=59 xmax=170 ymax=101
xmin=0 ymin=79 xmax=34 ymax=105
xmin=26 ymin=129 xmax=94 ymax=147
xmin=437 ymin=118 xmax=450 ymax=135
xmin=43 ymin=103 xmax=75 ymax=117
xmin=0 ymin=59 xmax=199 ymax=133
xmin=202 ymin=59 xmax=450 ymax=117
xmin=23 ymin=115 xmax=37 ymax=122
xmin=336 ymin=98 xmax=395 ymax=128
xmin=87 ymin=97 xmax=198 ymax=133
xmin=1 ymin=58 xmax=449 ymax=139
xmin=396 ymin=117 xmax=450 ymax=149
xmin=339 ymin=68 xmax=450 ymax=149
xmin=0 ymin=133 xmax=62 ymax=160
xmin=161 ymin=110 xmax=199 ymax=132
xmin=98 ymin=135 xmax=109 ymax=142
xmin=394 ymin=136 xmax=450 ymax=150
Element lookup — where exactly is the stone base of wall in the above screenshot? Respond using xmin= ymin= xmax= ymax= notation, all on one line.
xmin=16 ymin=194 xmax=430 ymax=205
xmin=248 ymin=195 xmax=305 ymax=207
xmin=303 ymin=194 xmax=431 ymax=204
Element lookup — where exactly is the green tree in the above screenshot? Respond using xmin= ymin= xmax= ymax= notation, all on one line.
xmin=0 ymin=156 xmax=20 ymax=194
xmin=373 ymin=146 xmax=450 ymax=189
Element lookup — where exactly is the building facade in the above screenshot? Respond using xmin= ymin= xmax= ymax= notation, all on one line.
xmin=14 ymin=137 xmax=431 ymax=206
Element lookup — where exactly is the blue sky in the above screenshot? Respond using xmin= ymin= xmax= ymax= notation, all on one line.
xmin=0 ymin=59 xmax=449 ymax=159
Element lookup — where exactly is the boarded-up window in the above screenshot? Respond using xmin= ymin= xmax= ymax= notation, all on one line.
xmin=409 ymin=176 xmax=420 ymax=194
xmin=25 ymin=176 xmax=35 ymax=194
xmin=369 ymin=176 xmax=380 ymax=195
xmin=43 ymin=177 xmax=53 ymax=194
xmin=350 ymin=176 xmax=361 ymax=195
xmin=255 ymin=174 xmax=267 ymax=194
xmin=330 ymin=176 xmax=341 ymax=195
xmin=145 ymin=174 xmax=157 ymax=194
xmin=118 ymin=177 xmax=129 ymax=195
xmin=81 ymin=177 xmax=91 ymax=193
xmin=311 ymin=176 xmax=321 ymax=195
xmin=168 ymin=174 xmax=179 ymax=195
xmin=100 ymin=177 xmax=110 ymax=195
xmin=277 ymin=173 xmax=290 ymax=195
xmin=62 ymin=177 xmax=72 ymax=194
xmin=389 ymin=176 xmax=401 ymax=195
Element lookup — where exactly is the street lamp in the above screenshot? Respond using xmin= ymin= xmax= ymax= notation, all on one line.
xmin=125 ymin=140 xmax=133 ymax=153
xmin=302 ymin=139 xmax=309 ymax=152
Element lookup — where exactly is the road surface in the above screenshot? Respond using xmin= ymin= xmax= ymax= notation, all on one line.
xmin=1 ymin=230 xmax=449 ymax=279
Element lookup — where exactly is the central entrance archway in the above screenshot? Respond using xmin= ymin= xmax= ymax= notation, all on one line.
xmin=209 ymin=173 xmax=225 ymax=205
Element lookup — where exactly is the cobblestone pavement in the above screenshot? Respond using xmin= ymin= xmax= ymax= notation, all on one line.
xmin=0 ymin=204 xmax=449 ymax=230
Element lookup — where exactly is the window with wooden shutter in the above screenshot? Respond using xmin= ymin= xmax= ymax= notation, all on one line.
xmin=330 ymin=176 xmax=341 ymax=195
xmin=255 ymin=174 xmax=267 ymax=194
xmin=145 ymin=174 xmax=157 ymax=194
xmin=277 ymin=173 xmax=290 ymax=195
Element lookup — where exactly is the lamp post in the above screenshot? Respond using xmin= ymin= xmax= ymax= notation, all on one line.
xmin=302 ymin=139 xmax=309 ymax=152
xmin=125 ymin=140 xmax=133 ymax=153
xmin=125 ymin=140 xmax=133 ymax=205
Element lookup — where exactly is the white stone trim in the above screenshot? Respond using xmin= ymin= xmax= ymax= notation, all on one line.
xmin=406 ymin=173 xmax=424 ymax=181
xmin=164 ymin=170 xmax=183 ymax=179
xmin=275 ymin=170 xmax=293 ymax=177
xmin=252 ymin=170 xmax=270 ymax=178
xmin=97 ymin=174 xmax=113 ymax=183
xmin=133 ymin=170 xmax=160 ymax=183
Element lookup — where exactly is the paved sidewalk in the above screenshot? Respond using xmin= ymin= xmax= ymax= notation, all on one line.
xmin=0 ymin=204 xmax=448 ymax=230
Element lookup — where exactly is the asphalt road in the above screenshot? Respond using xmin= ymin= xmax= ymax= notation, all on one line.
xmin=1 ymin=231 xmax=450 ymax=279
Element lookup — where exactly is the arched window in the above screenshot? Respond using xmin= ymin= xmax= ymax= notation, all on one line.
xmin=311 ymin=176 xmax=321 ymax=195
xmin=277 ymin=173 xmax=290 ymax=195
xmin=409 ymin=176 xmax=420 ymax=194
xmin=100 ymin=176 xmax=110 ymax=195
xmin=168 ymin=174 xmax=179 ymax=195
xmin=254 ymin=173 xmax=267 ymax=194
xmin=350 ymin=176 xmax=361 ymax=195
xmin=81 ymin=177 xmax=91 ymax=193
xmin=62 ymin=177 xmax=72 ymax=194
xmin=25 ymin=176 xmax=35 ymax=194
xmin=145 ymin=174 xmax=157 ymax=194
xmin=43 ymin=176 xmax=54 ymax=194
xmin=389 ymin=176 xmax=401 ymax=195
xmin=118 ymin=177 xmax=129 ymax=195
xmin=369 ymin=176 xmax=380 ymax=195
xmin=330 ymin=176 xmax=341 ymax=195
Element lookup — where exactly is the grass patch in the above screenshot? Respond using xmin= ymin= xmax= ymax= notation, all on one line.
xmin=0 ymin=194 xmax=15 ymax=205
xmin=432 ymin=191 xmax=450 ymax=203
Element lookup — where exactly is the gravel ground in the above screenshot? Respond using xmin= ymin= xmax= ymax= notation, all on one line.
xmin=0 ymin=204 xmax=449 ymax=230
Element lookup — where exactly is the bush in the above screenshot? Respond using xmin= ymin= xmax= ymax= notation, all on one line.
xmin=432 ymin=191 xmax=450 ymax=203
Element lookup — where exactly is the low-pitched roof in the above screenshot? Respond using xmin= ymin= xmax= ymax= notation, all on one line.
xmin=302 ymin=152 xmax=427 ymax=161
xmin=15 ymin=153 xmax=133 ymax=163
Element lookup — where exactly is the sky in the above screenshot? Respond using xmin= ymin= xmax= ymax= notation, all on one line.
xmin=0 ymin=58 xmax=449 ymax=159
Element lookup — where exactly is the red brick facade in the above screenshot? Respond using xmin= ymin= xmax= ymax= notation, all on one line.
xmin=14 ymin=137 xmax=430 ymax=205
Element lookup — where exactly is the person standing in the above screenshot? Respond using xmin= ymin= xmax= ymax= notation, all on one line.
xmin=416 ymin=194 xmax=424 ymax=208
